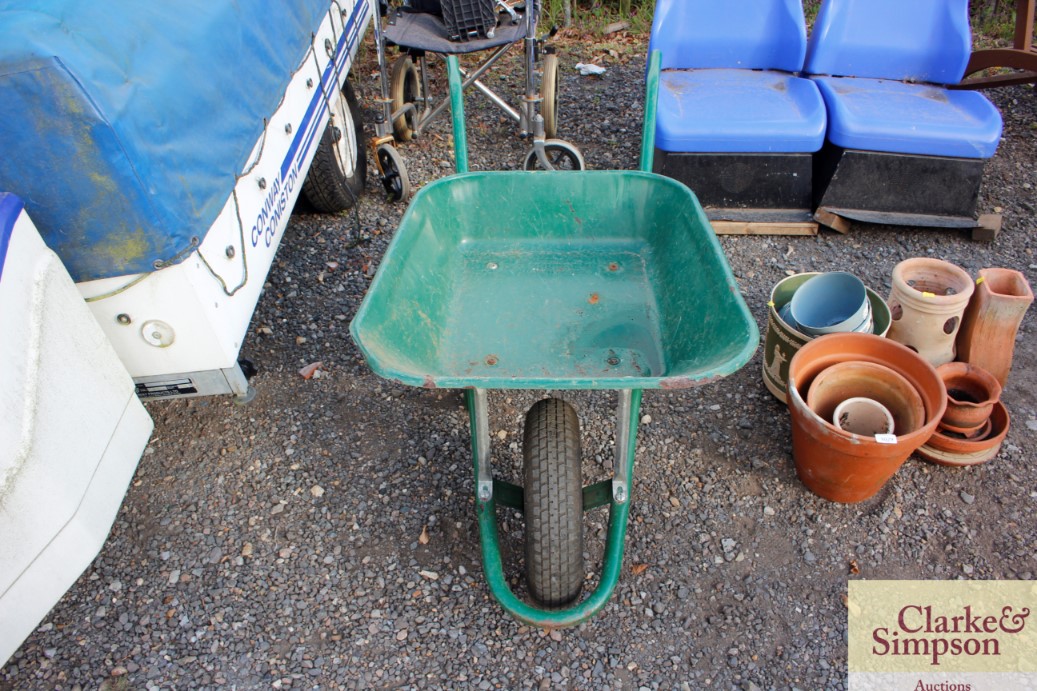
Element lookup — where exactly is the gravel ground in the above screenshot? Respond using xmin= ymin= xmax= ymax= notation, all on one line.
xmin=4 ymin=37 xmax=1037 ymax=690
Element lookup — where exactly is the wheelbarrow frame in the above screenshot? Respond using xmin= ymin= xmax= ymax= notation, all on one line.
xmin=352 ymin=52 xmax=758 ymax=627
xmin=453 ymin=54 xmax=659 ymax=627
xmin=467 ymin=387 xmax=643 ymax=627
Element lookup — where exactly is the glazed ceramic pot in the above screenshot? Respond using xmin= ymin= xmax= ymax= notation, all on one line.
xmin=919 ymin=401 xmax=1011 ymax=467
xmin=936 ymin=362 xmax=1001 ymax=431
xmin=787 ymin=333 xmax=946 ymax=504
xmin=763 ymin=273 xmax=892 ymax=403
xmin=886 ymin=258 xmax=974 ymax=366
xmin=790 ymin=272 xmax=871 ymax=336
xmin=806 ymin=361 xmax=925 ymax=435
xmin=956 ymin=268 xmax=1034 ymax=388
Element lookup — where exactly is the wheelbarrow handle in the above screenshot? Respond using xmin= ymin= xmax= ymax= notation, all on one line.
xmin=446 ymin=55 xmax=469 ymax=174
xmin=448 ymin=51 xmax=659 ymax=174
xmin=640 ymin=50 xmax=662 ymax=174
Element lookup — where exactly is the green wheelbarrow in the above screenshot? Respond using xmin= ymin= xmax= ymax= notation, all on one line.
xmin=349 ymin=53 xmax=759 ymax=628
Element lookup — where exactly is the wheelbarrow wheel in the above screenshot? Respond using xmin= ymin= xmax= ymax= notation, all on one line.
xmin=391 ymin=55 xmax=421 ymax=142
xmin=523 ymin=398 xmax=584 ymax=607
xmin=541 ymin=53 xmax=559 ymax=139
xmin=301 ymin=79 xmax=367 ymax=212
xmin=522 ymin=140 xmax=586 ymax=171
xmin=377 ymin=144 xmax=411 ymax=202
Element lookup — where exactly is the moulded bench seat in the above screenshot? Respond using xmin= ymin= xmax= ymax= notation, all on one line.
xmin=657 ymin=69 xmax=827 ymax=154
xmin=812 ymin=76 xmax=1003 ymax=159
xmin=804 ymin=0 xmax=1004 ymax=231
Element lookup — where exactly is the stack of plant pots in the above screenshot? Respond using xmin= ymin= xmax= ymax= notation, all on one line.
xmin=763 ymin=272 xmax=892 ymax=403
xmin=918 ymin=362 xmax=1009 ymax=466
xmin=773 ymin=259 xmax=1032 ymax=502
xmin=787 ymin=334 xmax=946 ymax=503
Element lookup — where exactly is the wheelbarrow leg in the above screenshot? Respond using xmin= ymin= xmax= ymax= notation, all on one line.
xmin=465 ymin=388 xmax=643 ymax=628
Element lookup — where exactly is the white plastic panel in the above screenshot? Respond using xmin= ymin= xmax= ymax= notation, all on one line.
xmin=0 ymin=207 xmax=153 ymax=665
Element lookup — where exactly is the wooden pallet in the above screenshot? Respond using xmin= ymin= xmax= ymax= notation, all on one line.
xmin=814 ymin=208 xmax=1004 ymax=242
xmin=710 ymin=220 xmax=818 ymax=236
xmin=972 ymin=213 xmax=1004 ymax=242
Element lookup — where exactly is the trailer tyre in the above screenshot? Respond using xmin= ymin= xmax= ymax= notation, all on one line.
xmin=302 ymin=79 xmax=367 ymax=213
xmin=523 ymin=398 xmax=584 ymax=607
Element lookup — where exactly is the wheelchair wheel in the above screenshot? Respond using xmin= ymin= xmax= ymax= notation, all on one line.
xmin=377 ymin=144 xmax=411 ymax=202
xmin=391 ymin=55 xmax=421 ymax=142
xmin=522 ymin=140 xmax=586 ymax=171
xmin=541 ymin=54 xmax=559 ymax=139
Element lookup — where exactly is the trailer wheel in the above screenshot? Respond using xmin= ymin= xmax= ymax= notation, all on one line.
xmin=390 ymin=55 xmax=421 ymax=142
xmin=523 ymin=398 xmax=584 ymax=607
xmin=302 ymin=79 xmax=366 ymax=213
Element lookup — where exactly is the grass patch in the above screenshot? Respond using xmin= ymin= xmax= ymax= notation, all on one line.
xmin=538 ymin=0 xmax=655 ymax=34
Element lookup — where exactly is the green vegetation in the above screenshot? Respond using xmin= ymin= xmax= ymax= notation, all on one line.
xmin=970 ymin=0 xmax=1028 ymax=44
xmin=803 ymin=0 xmax=820 ymax=24
xmin=540 ymin=0 xmax=1029 ymax=45
xmin=538 ymin=0 xmax=654 ymax=33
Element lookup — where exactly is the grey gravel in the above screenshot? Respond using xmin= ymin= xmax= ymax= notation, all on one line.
xmin=5 ymin=38 xmax=1037 ymax=691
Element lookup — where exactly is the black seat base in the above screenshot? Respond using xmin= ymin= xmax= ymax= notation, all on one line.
xmin=653 ymin=151 xmax=814 ymax=222
xmin=813 ymin=145 xmax=987 ymax=228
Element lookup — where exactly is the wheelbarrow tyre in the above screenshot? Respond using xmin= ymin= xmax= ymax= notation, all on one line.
xmin=523 ymin=398 xmax=584 ymax=607
xmin=521 ymin=140 xmax=586 ymax=171
xmin=390 ymin=55 xmax=421 ymax=142
xmin=301 ymin=79 xmax=367 ymax=213
xmin=541 ymin=53 xmax=559 ymax=138
xmin=377 ymin=144 xmax=411 ymax=202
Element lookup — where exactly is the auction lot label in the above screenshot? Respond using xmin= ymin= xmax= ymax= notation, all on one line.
xmin=848 ymin=581 xmax=1037 ymax=690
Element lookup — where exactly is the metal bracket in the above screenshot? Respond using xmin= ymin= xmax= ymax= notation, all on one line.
xmin=471 ymin=388 xmax=494 ymax=502
xmin=530 ymin=116 xmax=554 ymax=170
xmin=497 ymin=0 xmax=520 ymax=24
xmin=612 ymin=389 xmax=633 ymax=503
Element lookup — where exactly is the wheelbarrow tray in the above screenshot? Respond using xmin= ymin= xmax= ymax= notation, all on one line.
xmin=351 ymin=170 xmax=758 ymax=389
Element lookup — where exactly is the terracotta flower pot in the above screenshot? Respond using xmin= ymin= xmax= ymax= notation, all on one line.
xmin=938 ymin=417 xmax=993 ymax=440
xmin=886 ymin=258 xmax=974 ymax=366
xmin=956 ymin=268 xmax=1034 ymax=388
xmin=787 ymin=333 xmax=946 ymax=504
xmin=833 ymin=397 xmax=894 ymax=436
xmin=806 ymin=361 xmax=925 ymax=436
xmin=918 ymin=401 xmax=1010 ymax=467
xmin=935 ymin=362 xmax=1001 ymax=431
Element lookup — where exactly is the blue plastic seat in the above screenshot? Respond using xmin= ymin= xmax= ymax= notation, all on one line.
xmin=656 ymin=69 xmax=826 ymax=153
xmin=648 ymin=0 xmax=826 ymax=154
xmin=804 ymin=0 xmax=1002 ymax=159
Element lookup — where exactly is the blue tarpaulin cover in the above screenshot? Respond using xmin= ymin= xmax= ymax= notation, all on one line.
xmin=0 ymin=193 xmax=22 ymax=285
xmin=0 ymin=1 xmax=355 ymax=282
